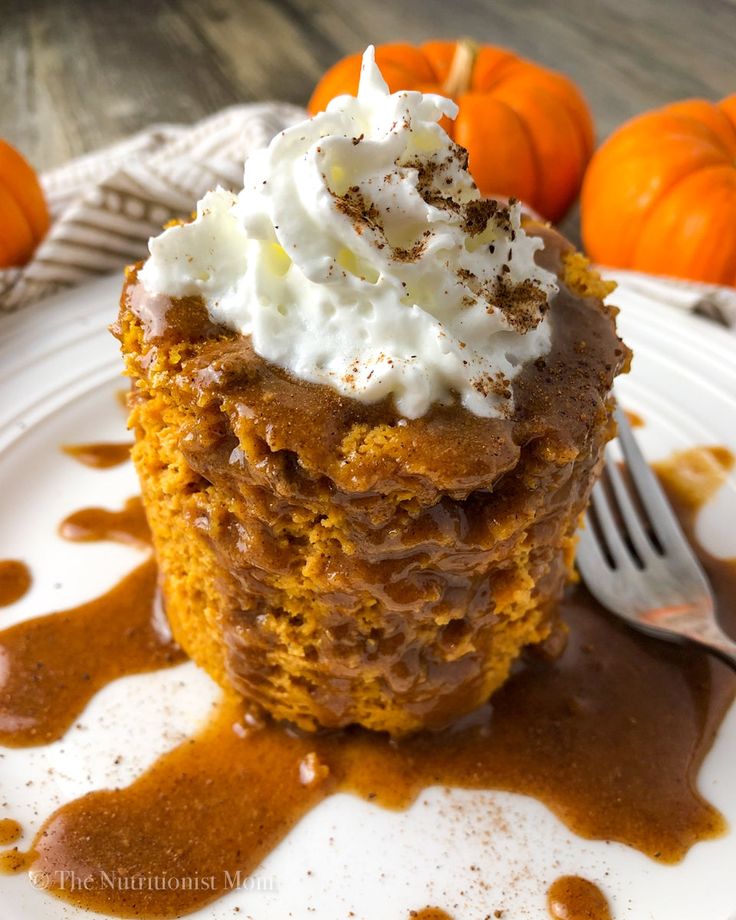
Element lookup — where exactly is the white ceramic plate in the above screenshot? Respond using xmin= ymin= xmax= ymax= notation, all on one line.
xmin=0 ymin=275 xmax=735 ymax=920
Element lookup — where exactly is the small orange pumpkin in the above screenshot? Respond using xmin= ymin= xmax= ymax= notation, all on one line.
xmin=0 ymin=139 xmax=49 ymax=268
xmin=581 ymin=96 xmax=736 ymax=286
xmin=309 ymin=40 xmax=595 ymax=223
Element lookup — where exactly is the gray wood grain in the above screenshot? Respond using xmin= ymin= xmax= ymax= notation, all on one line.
xmin=1 ymin=0 xmax=734 ymax=172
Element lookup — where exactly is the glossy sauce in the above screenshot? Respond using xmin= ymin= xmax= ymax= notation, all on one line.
xmin=0 ymin=500 xmax=183 ymax=747
xmin=410 ymin=910 xmax=454 ymax=920
xmin=62 ymin=442 xmax=132 ymax=469
xmin=0 ymin=819 xmax=22 ymax=847
xmin=0 ymin=560 xmax=31 ymax=607
xmin=547 ymin=876 xmax=612 ymax=920
xmin=624 ymin=408 xmax=645 ymax=428
xmin=0 ymin=448 xmax=733 ymax=919
xmin=0 ymin=847 xmax=34 ymax=874
xmin=59 ymin=497 xmax=150 ymax=548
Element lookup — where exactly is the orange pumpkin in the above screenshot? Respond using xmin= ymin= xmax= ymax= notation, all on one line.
xmin=0 ymin=139 xmax=49 ymax=268
xmin=581 ymin=96 xmax=736 ymax=286
xmin=309 ymin=40 xmax=595 ymax=223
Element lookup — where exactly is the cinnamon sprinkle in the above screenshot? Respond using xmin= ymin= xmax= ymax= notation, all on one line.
xmin=329 ymin=145 xmax=549 ymax=334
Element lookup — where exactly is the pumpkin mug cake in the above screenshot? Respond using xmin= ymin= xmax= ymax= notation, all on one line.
xmin=114 ymin=48 xmax=628 ymax=735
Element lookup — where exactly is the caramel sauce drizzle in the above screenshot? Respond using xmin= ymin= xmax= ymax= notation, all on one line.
xmin=624 ymin=408 xmax=645 ymax=428
xmin=410 ymin=909 xmax=455 ymax=920
xmin=0 ymin=560 xmax=31 ymax=608
xmin=59 ymin=497 xmax=150 ymax=549
xmin=0 ymin=847 xmax=34 ymax=874
xmin=547 ymin=876 xmax=612 ymax=920
xmin=0 ymin=447 xmax=733 ymax=919
xmin=0 ymin=500 xmax=183 ymax=748
xmin=0 ymin=819 xmax=22 ymax=847
xmin=62 ymin=442 xmax=132 ymax=469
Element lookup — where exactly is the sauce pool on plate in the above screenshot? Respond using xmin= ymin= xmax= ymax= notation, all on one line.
xmin=0 ymin=500 xmax=182 ymax=747
xmin=62 ymin=442 xmax=132 ymax=469
xmin=59 ymin=496 xmax=150 ymax=548
xmin=547 ymin=875 xmax=612 ymax=920
xmin=409 ymin=909 xmax=455 ymax=920
xmin=0 ymin=560 xmax=31 ymax=608
xmin=0 ymin=820 xmax=22 ymax=847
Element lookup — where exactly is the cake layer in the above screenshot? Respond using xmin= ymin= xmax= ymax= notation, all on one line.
xmin=115 ymin=224 xmax=628 ymax=734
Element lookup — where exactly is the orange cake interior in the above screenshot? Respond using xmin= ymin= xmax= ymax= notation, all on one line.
xmin=114 ymin=221 xmax=629 ymax=736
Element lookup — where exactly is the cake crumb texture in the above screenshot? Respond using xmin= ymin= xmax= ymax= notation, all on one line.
xmin=115 ymin=224 xmax=627 ymax=734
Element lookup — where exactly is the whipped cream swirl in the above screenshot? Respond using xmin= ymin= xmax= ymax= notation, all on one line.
xmin=139 ymin=47 xmax=557 ymax=418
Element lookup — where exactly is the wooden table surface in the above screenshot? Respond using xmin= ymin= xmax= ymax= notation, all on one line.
xmin=2 ymin=0 xmax=735 ymax=183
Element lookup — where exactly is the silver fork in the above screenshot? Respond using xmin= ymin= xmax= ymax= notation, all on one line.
xmin=576 ymin=404 xmax=736 ymax=668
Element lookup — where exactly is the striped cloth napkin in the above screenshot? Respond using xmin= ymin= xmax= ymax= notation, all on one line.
xmin=1 ymin=101 xmax=735 ymax=335
xmin=0 ymin=103 xmax=303 ymax=313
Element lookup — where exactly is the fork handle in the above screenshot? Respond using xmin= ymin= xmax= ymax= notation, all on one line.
xmin=686 ymin=623 xmax=736 ymax=671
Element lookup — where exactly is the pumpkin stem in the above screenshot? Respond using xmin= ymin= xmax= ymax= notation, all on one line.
xmin=443 ymin=38 xmax=479 ymax=98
